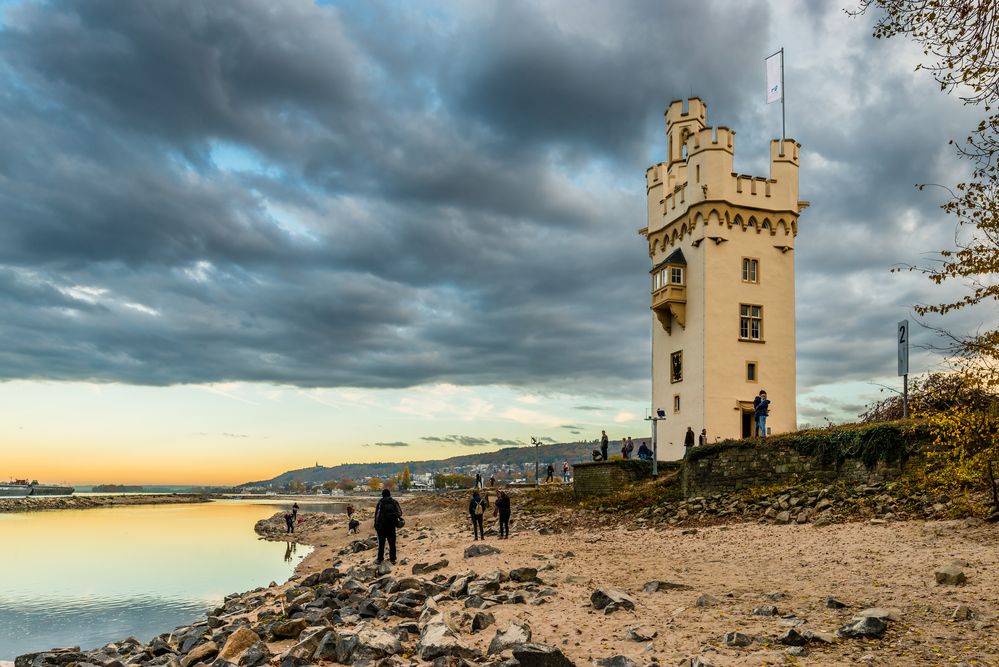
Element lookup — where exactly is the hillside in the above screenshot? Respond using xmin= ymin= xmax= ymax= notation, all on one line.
xmin=241 ymin=439 xmax=613 ymax=488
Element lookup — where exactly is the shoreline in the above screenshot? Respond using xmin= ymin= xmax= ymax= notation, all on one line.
xmin=12 ymin=491 xmax=999 ymax=667
xmin=0 ymin=493 xmax=212 ymax=513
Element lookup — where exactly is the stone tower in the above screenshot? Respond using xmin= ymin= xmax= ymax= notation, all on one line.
xmin=640 ymin=98 xmax=804 ymax=459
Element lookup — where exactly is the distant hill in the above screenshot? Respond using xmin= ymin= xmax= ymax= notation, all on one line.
xmin=240 ymin=438 xmax=645 ymax=488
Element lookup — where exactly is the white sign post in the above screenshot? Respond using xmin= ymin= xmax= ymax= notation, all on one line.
xmin=898 ymin=320 xmax=909 ymax=418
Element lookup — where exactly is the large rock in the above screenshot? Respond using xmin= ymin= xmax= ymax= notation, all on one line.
xmin=271 ymin=619 xmax=308 ymax=640
xmin=595 ymin=657 xmax=638 ymax=667
xmin=590 ymin=588 xmax=635 ymax=611
xmin=509 ymin=567 xmax=539 ymax=582
xmin=279 ymin=627 xmax=326 ymax=662
xmin=413 ymin=560 xmax=449 ymax=575
xmin=935 ymin=563 xmax=967 ymax=585
xmin=626 ymin=626 xmax=657 ymax=641
xmin=776 ymin=629 xmax=806 ymax=646
xmin=464 ymin=544 xmax=501 ymax=558
xmin=418 ymin=621 xmax=478 ymax=661
xmin=837 ymin=616 xmax=887 ymax=639
xmin=856 ymin=607 xmax=900 ymax=622
xmin=180 ymin=641 xmax=218 ymax=667
xmin=354 ymin=626 xmax=403 ymax=660
xmin=511 ymin=643 xmax=575 ymax=667
xmin=218 ymin=628 xmax=260 ymax=662
xmin=488 ymin=622 xmax=532 ymax=654
xmin=642 ymin=580 xmax=691 ymax=592
xmin=467 ymin=579 xmax=501 ymax=597
xmin=471 ymin=612 xmax=495 ymax=632
xmin=723 ymin=632 xmax=752 ymax=648
xmin=238 ymin=641 xmax=271 ymax=667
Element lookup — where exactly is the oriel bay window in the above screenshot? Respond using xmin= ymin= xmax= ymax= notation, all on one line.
xmin=740 ymin=304 xmax=763 ymax=341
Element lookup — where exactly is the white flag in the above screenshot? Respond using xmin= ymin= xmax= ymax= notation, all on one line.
xmin=766 ymin=51 xmax=782 ymax=104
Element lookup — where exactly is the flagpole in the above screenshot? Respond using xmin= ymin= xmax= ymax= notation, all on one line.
xmin=780 ymin=48 xmax=786 ymax=142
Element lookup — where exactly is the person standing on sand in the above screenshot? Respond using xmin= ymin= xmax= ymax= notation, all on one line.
xmin=494 ymin=490 xmax=511 ymax=539
xmin=600 ymin=430 xmax=609 ymax=461
xmin=562 ymin=461 xmax=570 ymax=483
xmin=546 ymin=463 xmax=555 ymax=483
xmin=469 ymin=490 xmax=487 ymax=540
xmin=475 ymin=472 xmax=483 ymax=489
xmin=284 ymin=512 xmax=294 ymax=534
xmin=291 ymin=502 xmax=300 ymax=522
xmin=374 ymin=488 xmax=403 ymax=564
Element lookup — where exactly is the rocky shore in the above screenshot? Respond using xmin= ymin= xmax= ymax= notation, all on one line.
xmin=0 ymin=493 xmax=211 ymax=513
xmin=13 ymin=487 xmax=999 ymax=667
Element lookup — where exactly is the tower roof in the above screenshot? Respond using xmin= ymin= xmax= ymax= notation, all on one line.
xmin=650 ymin=248 xmax=686 ymax=273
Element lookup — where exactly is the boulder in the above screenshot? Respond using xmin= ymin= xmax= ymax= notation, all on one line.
xmin=488 ymin=622 xmax=532 ymax=655
xmin=354 ymin=627 xmax=403 ymax=660
xmin=271 ymin=619 xmax=308 ymax=640
xmin=279 ymin=627 xmax=326 ymax=663
xmin=625 ymin=626 xmax=657 ymax=641
xmin=467 ymin=579 xmax=501 ymax=597
xmin=694 ymin=593 xmax=719 ymax=608
xmin=856 ymin=607 xmax=900 ymax=622
xmin=313 ymin=632 xmax=338 ymax=661
xmin=413 ymin=560 xmax=449 ymax=575
xmin=590 ymin=588 xmax=635 ymax=611
xmin=801 ymin=629 xmax=836 ymax=644
xmin=511 ymin=643 xmax=575 ymax=667
xmin=394 ymin=577 xmax=425 ymax=592
xmin=471 ymin=612 xmax=495 ymax=633
xmin=464 ymin=544 xmax=501 ymax=558
xmin=509 ymin=567 xmax=539 ymax=582
xmin=238 ymin=641 xmax=270 ymax=667
xmin=935 ymin=563 xmax=967 ymax=586
xmin=218 ymin=629 xmax=260 ymax=662
xmin=774 ymin=511 xmax=791 ymax=525
xmin=723 ymin=632 xmax=752 ymax=648
xmin=642 ymin=580 xmax=691 ymax=593
xmin=595 ymin=657 xmax=638 ymax=667
xmin=837 ymin=616 xmax=887 ymax=639
xmin=180 ymin=642 xmax=218 ymax=667
xmin=824 ymin=597 xmax=847 ymax=609
xmin=417 ymin=622 xmax=477 ymax=661
xmin=752 ymin=605 xmax=778 ymax=617
xmin=776 ymin=629 xmax=806 ymax=646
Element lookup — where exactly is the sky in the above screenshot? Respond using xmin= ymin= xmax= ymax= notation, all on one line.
xmin=0 ymin=0 xmax=993 ymax=485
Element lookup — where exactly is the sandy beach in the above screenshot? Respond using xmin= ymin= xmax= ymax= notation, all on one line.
xmin=251 ymin=491 xmax=999 ymax=666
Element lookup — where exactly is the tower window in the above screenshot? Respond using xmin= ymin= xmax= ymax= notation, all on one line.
xmin=673 ymin=394 xmax=681 ymax=413
xmin=671 ymin=351 xmax=682 ymax=383
xmin=670 ymin=267 xmax=684 ymax=284
xmin=747 ymin=361 xmax=758 ymax=382
xmin=739 ymin=304 xmax=763 ymax=341
xmin=742 ymin=258 xmax=759 ymax=283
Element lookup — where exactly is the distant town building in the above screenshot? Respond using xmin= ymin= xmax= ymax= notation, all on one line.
xmin=641 ymin=98 xmax=804 ymax=458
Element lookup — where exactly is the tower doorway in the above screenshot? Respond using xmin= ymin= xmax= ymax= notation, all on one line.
xmin=737 ymin=400 xmax=756 ymax=438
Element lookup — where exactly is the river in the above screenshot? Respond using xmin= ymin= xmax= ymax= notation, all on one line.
xmin=0 ymin=499 xmax=333 ymax=660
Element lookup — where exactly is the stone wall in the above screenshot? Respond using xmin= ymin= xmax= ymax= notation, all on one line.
xmin=682 ymin=443 xmax=911 ymax=497
xmin=571 ymin=460 xmax=654 ymax=497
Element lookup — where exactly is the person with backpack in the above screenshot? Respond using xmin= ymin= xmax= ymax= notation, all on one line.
xmin=374 ymin=488 xmax=403 ymax=564
xmin=494 ymin=490 xmax=511 ymax=539
xmin=469 ymin=490 xmax=487 ymax=540
xmin=283 ymin=512 xmax=294 ymax=534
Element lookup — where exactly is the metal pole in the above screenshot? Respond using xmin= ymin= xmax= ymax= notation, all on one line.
xmin=534 ymin=439 xmax=540 ymax=487
xmin=651 ymin=418 xmax=658 ymax=479
xmin=780 ymin=48 xmax=786 ymax=142
xmin=903 ymin=374 xmax=909 ymax=418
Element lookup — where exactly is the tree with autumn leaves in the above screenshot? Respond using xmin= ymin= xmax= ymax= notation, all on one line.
xmin=853 ymin=1 xmax=999 ymax=512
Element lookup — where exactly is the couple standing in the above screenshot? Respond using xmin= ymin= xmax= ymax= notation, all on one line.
xmin=470 ymin=489 xmax=511 ymax=540
xmin=753 ymin=390 xmax=771 ymax=438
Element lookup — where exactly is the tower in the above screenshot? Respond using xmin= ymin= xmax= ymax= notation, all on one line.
xmin=640 ymin=98 xmax=804 ymax=459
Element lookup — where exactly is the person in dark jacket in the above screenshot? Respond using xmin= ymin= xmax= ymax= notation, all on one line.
xmin=545 ymin=463 xmax=555 ymax=483
xmin=469 ymin=490 xmax=487 ymax=540
xmin=494 ymin=490 xmax=511 ymax=539
xmin=600 ymin=430 xmax=609 ymax=461
xmin=754 ymin=390 xmax=771 ymax=438
xmin=374 ymin=488 xmax=403 ymax=564
xmin=683 ymin=427 xmax=695 ymax=458
xmin=637 ymin=441 xmax=652 ymax=461
xmin=284 ymin=512 xmax=294 ymax=534
xmin=291 ymin=502 xmax=300 ymax=522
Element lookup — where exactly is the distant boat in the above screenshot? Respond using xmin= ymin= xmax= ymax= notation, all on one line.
xmin=1 ymin=479 xmax=75 ymax=497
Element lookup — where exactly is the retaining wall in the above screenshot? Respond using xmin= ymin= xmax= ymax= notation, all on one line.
xmin=571 ymin=460 xmax=655 ymax=497
xmin=682 ymin=443 xmax=911 ymax=497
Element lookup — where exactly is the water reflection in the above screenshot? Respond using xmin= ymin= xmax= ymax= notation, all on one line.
xmin=0 ymin=501 xmax=312 ymax=660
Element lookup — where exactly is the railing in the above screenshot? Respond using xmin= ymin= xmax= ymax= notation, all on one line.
xmin=651 ymin=284 xmax=686 ymax=310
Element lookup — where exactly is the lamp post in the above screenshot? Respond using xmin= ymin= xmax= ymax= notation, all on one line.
xmin=531 ymin=437 xmax=540 ymax=487
xmin=644 ymin=408 xmax=666 ymax=479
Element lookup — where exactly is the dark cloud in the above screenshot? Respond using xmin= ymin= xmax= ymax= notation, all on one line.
xmin=0 ymin=0 xmax=989 ymax=410
xmin=373 ymin=441 xmax=409 ymax=448
xmin=420 ymin=435 xmax=498 ymax=447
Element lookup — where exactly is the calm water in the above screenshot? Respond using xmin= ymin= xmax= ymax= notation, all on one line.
xmin=0 ymin=500 xmax=321 ymax=659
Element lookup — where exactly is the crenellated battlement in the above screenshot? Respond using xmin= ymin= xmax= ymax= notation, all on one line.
xmin=646 ymin=98 xmax=801 ymax=238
